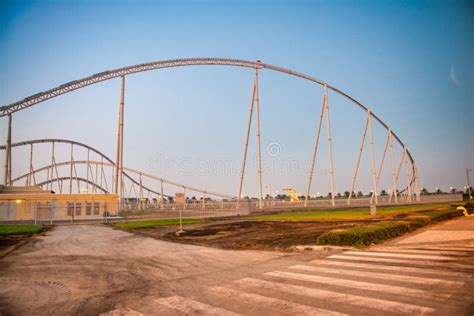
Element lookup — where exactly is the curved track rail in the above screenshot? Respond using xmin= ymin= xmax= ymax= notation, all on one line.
xmin=0 ymin=139 xmax=234 ymax=199
xmin=36 ymin=177 xmax=109 ymax=194
xmin=0 ymin=58 xmax=414 ymax=164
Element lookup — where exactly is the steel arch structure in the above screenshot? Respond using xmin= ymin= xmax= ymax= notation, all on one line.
xmin=1 ymin=57 xmax=420 ymax=208
xmin=0 ymin=58 xmax=413 ymax=160
xmin=0 ymin=139 xmax=234 ymax=199
xmin=36 ymin=177 xmax=109 ymax=194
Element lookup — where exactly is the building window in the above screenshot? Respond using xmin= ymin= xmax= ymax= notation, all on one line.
xmin=75 ymin=203 xmax=82 ymax=216
xmin=93 ymin=203 xmax=100 ymax=215
xmin=67 ymin=203 xmax=74 ymax=216
xmin=86 ymin=202 xmax=92 ymax=215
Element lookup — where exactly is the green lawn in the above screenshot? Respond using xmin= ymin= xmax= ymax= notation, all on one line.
xmin=251 ymin=203 xmax=452 ymax=221
xmin=0 ymin=224 xmax=46 ymax=235
xmin=114 ymin=218 xmax=210 ymax=230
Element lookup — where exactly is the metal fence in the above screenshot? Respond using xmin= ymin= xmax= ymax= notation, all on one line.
xmin=0 ymin=194 xmax=464 ymax=223
xmin=121 ymin=193 xmax=464 ymax=213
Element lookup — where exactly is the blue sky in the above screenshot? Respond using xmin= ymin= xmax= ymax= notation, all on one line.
xmin=0 ymin=0 xmax=473 ymax=197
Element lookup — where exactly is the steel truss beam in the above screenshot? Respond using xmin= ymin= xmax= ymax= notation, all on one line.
xmin=12 ymin=160 xmax=234 ymax=199
xmin=0 ymin=58 xmax=418 ymax=194
xmin=0 ymin=58 xmax=415 ymax=165
xmin=36 ymin=176 xmax=108 ymax=194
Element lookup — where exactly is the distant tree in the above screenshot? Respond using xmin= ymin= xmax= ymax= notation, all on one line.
xmin=420 ymin=188 xmax=429 ymax=195
xmin=327 ymin=192 xmax=332 ymax=198
xmin=357 ymin=191 xmax=363 ymax=197
xmin=449 ymin=187 xmax=456 ymax=194
xmin=336 ymin=193 xmax=342 ymax=198
xmin=344 ymin=191 xmax=350 ymax=198
xmin=435 ymin=188 xmax=443 ymax=194
xmin=380 ymin=190 xmax=387 ymax=196
xmin=191 ymin=196 xmax=196 ymax=201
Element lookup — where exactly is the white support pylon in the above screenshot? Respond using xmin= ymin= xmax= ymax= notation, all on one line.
xmin=368 ymin=110 xmax=378 ymax=205
xmin=347 ymin=113 xmax=369 ymax=205
xmin=388 ymin=129 xmax=398 ymax=203
xmin=254 ymin=68 xmax=263 ymax=209
xmin=305 ymin=89 xmax=327 ymax=206
xmin=324 ymin=85 xmax=336 ymax=207
xmin=115 ymin=75 xmax=125 ymax=207
xmin=237 ymin=71 xmax=257 ymax=209
xmin=403 ymin=145 xmax=412 ymax=202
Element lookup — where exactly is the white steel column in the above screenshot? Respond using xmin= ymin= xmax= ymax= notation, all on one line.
xmin=403 ymin=146 xmax=412 ymax=202
xmin=86 ymin=149 xmax=90 ymax=193
xmin=115 ymin=75 xmax=125 ymax=204
xmin=237 ymin=71 xmax=257 ymax=208
xmin=347 ymin=113 xmax=369 ymax=205
xmin=28 ymin=144 xmax=34 ymax=186
xmin=371 ymin=129 xmax=390 ymax=204
xmin=388 ymin=130 xmax=398 ymax=203
xmin=368 ymin=110 xmax=378 ymax=205
xmin=160 ymin=180 xmax=164 ymax=209
xmin=94 ymin=161 xmax=99 ymax=194
xmin=324 ymin=85 xmax=336 ymax=206
xmin=305 ymin=90 xmax=326 ymax=206
xmin=69 ymin=144 xmax=73 ymax=194
xmin=414 ymin=163 xmax=421 ymax=202
xmin=4 ymin=114 xmax=12 ymax=186
xmin=254 ymin=68 xmax=263 ymax=209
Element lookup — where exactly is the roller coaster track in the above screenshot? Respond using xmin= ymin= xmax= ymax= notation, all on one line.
xmin=0 ymin=139 xmax=234 ymax=199
xmin=0 ymin=58 xmax=418 ymax=203
xmin=0 ymin=58 xmax=414 ymax=164
xmin=36 ymin=177 xmax=108 ymax=194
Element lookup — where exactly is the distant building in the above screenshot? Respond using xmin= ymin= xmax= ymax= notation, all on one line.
xmin=0 ymin=186 xmax=118 ymax=222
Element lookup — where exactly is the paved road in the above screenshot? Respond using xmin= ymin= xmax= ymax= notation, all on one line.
xmin=0 ymin=217 xmax=473 ymax=315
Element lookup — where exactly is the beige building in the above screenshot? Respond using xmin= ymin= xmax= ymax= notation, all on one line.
xmin=0 ymin=186 xmax=119 ymax=222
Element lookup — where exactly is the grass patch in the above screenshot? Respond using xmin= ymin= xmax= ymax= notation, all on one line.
xmin=316 ymin=208 xmax=463 ymax=246
xmin=251 ymin=203 xmax=452 ymax=221
xmin=114 ymin=218 xmax=210 ymax=230
xmin=0 ymin=224 xmax=46 ymax=235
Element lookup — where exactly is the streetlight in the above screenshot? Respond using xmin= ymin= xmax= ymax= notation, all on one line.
xmin=467 ymin=168 xmax=472 ymax=200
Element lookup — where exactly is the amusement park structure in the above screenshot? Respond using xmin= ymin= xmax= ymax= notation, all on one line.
xmin=1 ymin=58 xmax=425 ymax=212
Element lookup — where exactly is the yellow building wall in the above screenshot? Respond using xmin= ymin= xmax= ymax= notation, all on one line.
xmin=0 ymin=193 xmax=119 ymax=221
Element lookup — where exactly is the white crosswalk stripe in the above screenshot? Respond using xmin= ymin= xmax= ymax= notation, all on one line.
xmin=155 ymin=295 xmax=240 ymax=315
xmin=265 ymin=270 xmax=451 ymax=299
xmin=207 ymin=286 xmax=348 ymax=316
xmin=236 ymin=277 xmax=436 ymax=314
xmin=344 ymin=250 xmax=454 ymax=260
xmin=289 ymin=264 xmax=465 ymax=287
xmin=311 ymin=259 xmax=471 ymax=278
xmin=412 ymin=246 xmax=474 ymax=252
xmin=325 ymin=254 xmax=474 ymax=270
xmin=370 ymin=247 xmax=472 ymax=256
xmin=115 ymin=244 xmax=473 ymax=316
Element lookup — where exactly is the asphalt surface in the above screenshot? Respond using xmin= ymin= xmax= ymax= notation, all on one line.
xmin=0 ymin=217 xmax=473 ymax=315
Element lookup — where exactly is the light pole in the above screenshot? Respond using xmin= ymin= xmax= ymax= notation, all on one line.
xmin=467 ymin=168 xmax=472 ymax=200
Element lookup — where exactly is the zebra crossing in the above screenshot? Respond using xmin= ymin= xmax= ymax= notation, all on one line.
xmin=113 ymin=245 xmax=474 ymax=315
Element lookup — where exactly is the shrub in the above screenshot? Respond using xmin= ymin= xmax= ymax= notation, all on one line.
xmin=316 ymin=221 xmax=412 ymax=246
xmin=316 ymin=208 xmax=464 ymax=246
xmin=416 ymin=209 xmax=463 ymax=223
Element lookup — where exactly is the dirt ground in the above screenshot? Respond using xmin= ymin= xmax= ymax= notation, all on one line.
xmin=0 ymin=234 xmax=30 ymax=251
xmin=133 ymin=218 xmax=377 ymax=251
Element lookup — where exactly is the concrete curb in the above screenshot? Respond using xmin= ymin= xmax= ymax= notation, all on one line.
xmin=292 ymin=245 xmax=356 ymax=252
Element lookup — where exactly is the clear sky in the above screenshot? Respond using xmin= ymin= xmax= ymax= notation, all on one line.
xmin=0 ymin=0 xmax=472 ymax=197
